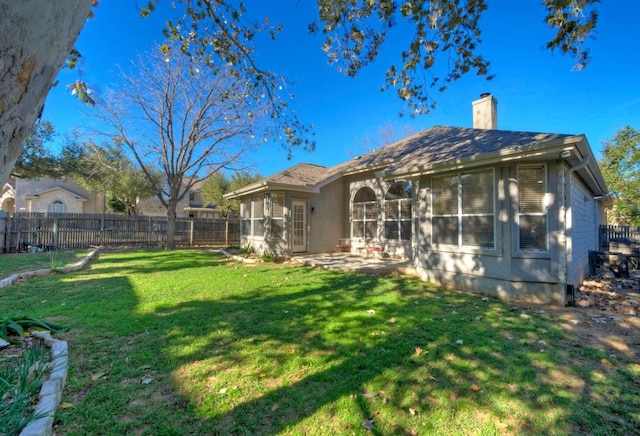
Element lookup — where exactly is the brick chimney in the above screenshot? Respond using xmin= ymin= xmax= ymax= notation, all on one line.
xmin=472 ymin=93 xmax=498 ymax=129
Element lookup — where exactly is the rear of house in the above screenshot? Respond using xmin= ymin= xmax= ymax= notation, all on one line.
xmin=226 ymin=95 xmax=608 ymax=305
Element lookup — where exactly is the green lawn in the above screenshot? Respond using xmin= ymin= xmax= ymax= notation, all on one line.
xmin=0 ymin=249 xmax=89 ymax=278
xmin=0 ymin=248 xmax=638 ymax=435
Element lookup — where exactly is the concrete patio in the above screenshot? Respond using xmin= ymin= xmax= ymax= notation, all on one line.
xmin=290 ymin=253 xmax=416 ymax=276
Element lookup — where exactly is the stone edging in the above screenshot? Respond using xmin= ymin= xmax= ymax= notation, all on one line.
xmin=19 ymin=331 xmax=69 ymax=436
xmin=0 ymin=246 xmax=101 ymax=289
xmin=219 ymin=248 xmax=263 ymax=264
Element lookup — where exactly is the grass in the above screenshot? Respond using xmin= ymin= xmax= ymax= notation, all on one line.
xmin=0 ymin=249 xmax=89 ymax=278
xmin=0 ymin=248 xmax=638 ymax=435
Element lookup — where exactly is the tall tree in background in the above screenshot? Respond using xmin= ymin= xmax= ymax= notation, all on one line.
xmin=98 ymin=45 xmax=271 ymax=248
xmin=200 ymin=170 xmax=263 ymax=212
xmin=0 ymin=0 xmax=602 ymax=186
xmin=71 ymin=141 xmax=159 ymax=215
xmin=349 ymin=123 xmax=416 ymax=157
xmin=600 ymin=126 xmax=640 ymax=225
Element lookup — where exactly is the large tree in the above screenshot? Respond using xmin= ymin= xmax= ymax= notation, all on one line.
xmin=0 ymin=0 xmax=93 ymax=185
xmin=600 ymin=126 xmax=640 ymax=225
xmin=0 ymin=0 xmax=601 ymax=186
xmin=71 ymin=141 xmax=160 ymax=215
xmin=98 ymin=45 xmax=270 ymax=248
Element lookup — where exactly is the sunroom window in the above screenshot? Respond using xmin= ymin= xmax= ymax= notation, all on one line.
xmin=269 ymin=192 xmax=284 ymax=239
xmin=240 ymin=195 xmax=265 ymax=237
xmin=384 ymin=181 xmax=412 ymax=241
xmin=352 ymin=187 xmax=377 ymax=239
xmin=432 ymin=169 xmax=495 ymax=248
xmin=518 ymin=165 xmax=547 ymax=251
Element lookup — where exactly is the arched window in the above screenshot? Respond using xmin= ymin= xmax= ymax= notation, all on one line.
xmin=351 ymin=187 xmax=377 ymax=239
xmin=51 ymin=200 xmax=65 ymax=213
xmin=384 ymin=181 xmax=412 ymax=241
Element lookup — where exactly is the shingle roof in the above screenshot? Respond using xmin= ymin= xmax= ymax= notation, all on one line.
xmin=227 ymin=125 xmax=598 ymax=198
xmin=265 ymin=163 xmax=331 ymax=186
xmin=335 ymin=126 xmax=575 ymax=175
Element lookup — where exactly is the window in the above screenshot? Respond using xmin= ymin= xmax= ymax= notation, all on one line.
xmin=241 ymin=198 xmax=251 ymax=236
xmin=432 ymin=169 xmax=495 ymax=248
xmin=268 ymin=192 xmax=284 ymax=239
xmin=240 ymin=195 xmax=265 ymax=237
xmin=51 ymin=200 xmax=65 ymax=213
xmin=384 ymin=181 xmax=412 ymax=241
xmin=351 ymin=187 xmax=377 ymax=239
xmin=518 ymin=165 xmax=547 ymax=251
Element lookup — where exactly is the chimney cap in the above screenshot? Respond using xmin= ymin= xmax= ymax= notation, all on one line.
xmin=480 ymin=92 xmax=492 ymax=98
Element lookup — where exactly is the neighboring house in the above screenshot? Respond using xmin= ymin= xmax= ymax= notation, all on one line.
xmin=225 ymin=94 xmax=609 ymax=305
xmin=0 ymin=180 xmax=16 ymax=215
xmin=11 ymin=177 xmax=106 ymax=214
xmin=136 ymin=181 xmax=225 ymax=218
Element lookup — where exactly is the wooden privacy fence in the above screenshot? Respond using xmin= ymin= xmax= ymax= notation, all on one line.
xmin=0 ymin=212 xmax=240 ymax=252
xmin=598 ymin=225 xmax=640 ymax=252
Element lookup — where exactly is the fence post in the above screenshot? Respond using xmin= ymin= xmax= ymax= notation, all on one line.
xmin=0 ymin=211 xmax=6 ymax=253
xmin=148 ymin=216 xmax=152 ymax=245
xmin=189 ymin=219 xmax=194 ymax=246
xmin=225 ymin=220 xmax=229 ymax=246
xmin=53 ymin=217 xmax=59 ymax=249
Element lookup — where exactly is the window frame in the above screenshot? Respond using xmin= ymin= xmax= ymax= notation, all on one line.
xmin=351 ymin=187 xmax=378 ymax=240
xmin=517 ymin=164 xmax=548 ymax=252
xmin=431 ymin=168 xmax=496 ymax=249
xmin=267 ymin=192 xmax=285 ymax=240
xmin=383 ymin=181 xmax=413 ymax=242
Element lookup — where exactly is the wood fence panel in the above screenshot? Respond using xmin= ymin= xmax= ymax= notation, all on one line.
xmin=598 ymin=225 xmax=640 ymax=251
xmin=2 ymin=212 xmax=240 ymax=252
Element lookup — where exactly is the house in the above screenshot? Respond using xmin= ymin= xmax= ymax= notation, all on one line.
xmin=2 ymin=177 xmax=224 ymax=219
xmin=135 ymin=181 xmax=225 ymax=218
xmin=8 ymin=177 xmax=106 ymax=215
xmin=225 ymin=94 xmax=609 ymax=305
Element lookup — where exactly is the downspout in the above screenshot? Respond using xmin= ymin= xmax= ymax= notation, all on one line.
xmin=559 ymin=153 xmax=589 ymax=306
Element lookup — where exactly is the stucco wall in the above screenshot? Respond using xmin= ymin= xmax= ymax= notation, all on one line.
xmin=308 ymin=178 xmax=345 ymax=254
xmin=15 ymin=178 xmax=104 ymax=214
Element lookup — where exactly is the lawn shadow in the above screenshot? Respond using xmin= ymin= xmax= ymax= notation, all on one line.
xmin=150 ymin=265 xmax=583 ymax=434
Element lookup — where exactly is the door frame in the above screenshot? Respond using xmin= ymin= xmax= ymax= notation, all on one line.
xmin=291 ymin=199 xmax=308 ymax=253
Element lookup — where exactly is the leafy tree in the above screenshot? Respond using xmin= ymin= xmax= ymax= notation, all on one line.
xmin=97 ymin=45 xmax=271 ymax=248
xmin=12 ymin=121 xmax=59 ymax=179
xmin=0 ymin=0 xmax=602 ymax=186
xmin=600 ymin=126 xmax=640 ymax=225
xmin=200 ymin=170 xmax=263 ymax=212
xmin=71 ymin=141 xmax=159 ymax=215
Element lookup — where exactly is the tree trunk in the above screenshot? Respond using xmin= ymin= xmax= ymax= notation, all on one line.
xmin=166 ymin=207 xmax=177 ymax=250
xmin=0 ymin=0 xmax=92 ymax=185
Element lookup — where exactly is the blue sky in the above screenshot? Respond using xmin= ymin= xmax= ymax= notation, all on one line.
xmin=43 ymin=0 xmax=640 ymax=177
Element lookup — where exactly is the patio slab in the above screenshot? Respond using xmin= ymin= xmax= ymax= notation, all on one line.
xmin=291 ymin=253 xmax=416 ymax=276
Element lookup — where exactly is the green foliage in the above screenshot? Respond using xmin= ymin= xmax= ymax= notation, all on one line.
xmin=139 ymin=1 xmax=599 ymax=118
xmin=200 ymin=170 xmax=262 ymax=211
xmin=0 ymin=316 xmax=67 ymax=344
xmin=0 ymin=343 xmax=50 ymax=436
xmin=600 ymin=126 xmax=640 ymax=224
xmin=70 ymin=140 xmax=159 ymax=215
xmin=12 ymin=121 xmax=66 ymax=179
